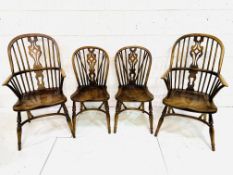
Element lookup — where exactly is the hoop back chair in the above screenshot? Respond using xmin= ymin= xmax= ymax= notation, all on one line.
xmin=114 ymin=46 xmax=154 ymax=133
xmin=155 ymin=33 xmax=228 ymax=151
xmin=71 ymin=46 xmax=111 ymax=137
xmin=3 ymin=33 xmax=73 ymax=150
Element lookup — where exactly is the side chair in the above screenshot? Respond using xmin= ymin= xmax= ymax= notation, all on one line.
xmin=114 ymin=46 xmax=154 ymax=134
xmin=71 ymin=46 xmax=111 ymax=137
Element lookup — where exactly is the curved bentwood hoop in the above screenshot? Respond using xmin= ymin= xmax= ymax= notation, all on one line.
xmin=154 ymin=33 xmax=228 ymax=151
xmin=114 ymin=46 xmax=154 ymax=133
xmin=71 ymin=46 xmax=111 ymax=137
xmin=3 ymin=33 xmax=73 ymax=150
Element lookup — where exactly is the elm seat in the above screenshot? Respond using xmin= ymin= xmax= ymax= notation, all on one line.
xmin=13 ymin=89 xmax=67 ymax=111
xmin=163 ymin=90 xmax=217 ymax=113
xmin=116 ymin=86 xmax=154 ymax=102
xmin=71 ymin=86 xmax=110 ymax=102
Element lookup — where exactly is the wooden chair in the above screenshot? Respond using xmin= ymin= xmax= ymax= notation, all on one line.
xmin=155 ymin=33 xmax=228 ymax=151
xmin=71 ymin=46 xmax=111 ymax=137
xmin=3 ymin=33 xmax=73 ymax=150
xmin=114 ymin=46 xmax=154 ymax=133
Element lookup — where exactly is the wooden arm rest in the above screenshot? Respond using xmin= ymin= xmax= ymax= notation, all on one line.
xmin=219 ymin=74 xmax=228 ymax=87
xmin=61 ymin=68 xmax=66 ymax=78
xmin=2 ymin=75 xmax=12 ymax=86
xmin=161 ymin=69 xmax=170 ymax=80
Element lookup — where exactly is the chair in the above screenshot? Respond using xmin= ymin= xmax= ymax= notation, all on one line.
xmin=3 ymin=33 xmax=73 ymax=150
xmin=155 ymin=33 xmax=228 ymax=151
xmin=114 ymin=46 xmax=154 ymax=133
xmin=71 ymin=46 xmax=111 ymax=137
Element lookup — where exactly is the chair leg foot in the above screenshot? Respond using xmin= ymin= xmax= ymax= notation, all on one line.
xmin=210 ymin=126 xmax=215 ymax=151
xmin=104 ymin=101 xmax=111 ymax=134
xmin=107 ymin=115 xmax=111 ymax=134
xmin=62 ymin=103 xmax=74 ymax=138
xmin=114 ymin=101 xmax=120 ymax=134
xmin=154 ymin=117 xmax=164 ymax=136
xmin=72 ymin=117 xmax=76 ymax=138
xmin=72 ymin=102 xmax=76 ymax=138
xmin=209 ymin=114 xmax=215 ymax=151
xmin=17 ymin=112 xmax=22 ymax=151
xmin=106 ymin=114 xmax=111 ymax=134
xmin=149 ymin=101 xmax=153 ymax=134
xmin=17 ymin=129 xmax=22 ymax=151
xmin=154 ymin=106 xmax=167 ymax=136
xmin=114 ymin=113 xmax=119 ymax=134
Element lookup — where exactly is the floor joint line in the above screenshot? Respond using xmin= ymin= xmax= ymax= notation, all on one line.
xmin=156 ymin=137 xmax=169 ymax=175
xmin=39 ymin=137 xmax=58 ymax=175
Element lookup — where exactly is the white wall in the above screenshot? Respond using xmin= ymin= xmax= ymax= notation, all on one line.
xmin=0 ymin=0 xmax=232 ymax=110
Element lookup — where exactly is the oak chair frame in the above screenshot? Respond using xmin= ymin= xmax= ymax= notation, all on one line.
xmin=71 ymin=46 xmax=111 ymax=137
xmin=114 ymin=46 xmax=154 ymax=134
xmin=3 ymin=33 xmax=73 ymax=150
xmin=154 ymin=33 xmax=228 ymax=151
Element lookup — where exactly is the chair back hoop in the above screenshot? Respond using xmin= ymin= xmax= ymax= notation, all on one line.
xmin=115 ymin=46 xmax=152 ymax=86
xmin=72 ymin=46 xmax=109 ymax=87
xmin=7 ymin=33 xmax=62 ymax=94
xmin=168 ymin=33 xmax=224 ymax=94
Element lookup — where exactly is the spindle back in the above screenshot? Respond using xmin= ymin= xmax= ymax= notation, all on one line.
xmin=115 ymin=46 xmax=152 ymax=86
xmin=7 ymin=33 xmax=62 ymax=95
xmin=72 ymin=46 xmax=109 ymax=87
xmin=169 ymin=33 xmax=224 ymax=95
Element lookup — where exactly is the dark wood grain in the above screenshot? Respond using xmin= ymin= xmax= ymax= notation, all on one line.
xmin=114 ymin=46 xmax=154 ymax=134
xmin=71 ymin=46 xmax=111 ymax=137
xmin=154 ymin=33 xmax=228 ymax=151
xmin=3 ymin=33 xmax=73 ymax=150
